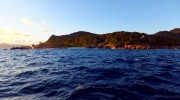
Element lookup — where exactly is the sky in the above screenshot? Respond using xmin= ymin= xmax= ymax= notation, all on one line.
xmin=0 ymin=0 xmax=180 ymax=45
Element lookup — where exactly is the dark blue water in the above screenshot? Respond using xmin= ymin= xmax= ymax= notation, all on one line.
xmin=0 ymin=48 xmax=180 ymax=100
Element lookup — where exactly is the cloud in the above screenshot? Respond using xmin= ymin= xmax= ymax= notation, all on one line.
xmin=12 ymin=32 xmax=30 ymax=36
xmin=39 ymin=19 xmax=52 ymax=33
xmin=0 ymin=28 xmax=31 ymax=45
xmin=1 ymin=28 xmax=30 ymax=37
xmin=0 ymin=28 xmax=5 ymax=35
xmin=20 ymin=18 xmax=34 ymax=26
xmin=40 ymin=20 xmax=48 ymax=26
xmin=20 ymin=18 xmax=52 ymax=33
xmin=40 ymin=28 xmax=50 ymax=33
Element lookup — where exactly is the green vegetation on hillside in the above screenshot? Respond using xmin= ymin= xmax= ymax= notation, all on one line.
xmin=34 ymin=28 xmax=180 ymax=48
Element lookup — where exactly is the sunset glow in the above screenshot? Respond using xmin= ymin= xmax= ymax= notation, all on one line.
xmin=0 ymin=0 xmax=180 ymax=45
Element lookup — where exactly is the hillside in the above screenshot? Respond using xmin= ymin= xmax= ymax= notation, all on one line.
xmin=0 ymin=43 xmax=24 ymax=48
xmin=155 ymin=28 xmax=180 ymax=38
xmin=34 ymin=28 xmax=180 ymax=49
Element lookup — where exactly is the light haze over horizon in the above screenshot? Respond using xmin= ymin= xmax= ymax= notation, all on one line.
xmin=0 ymin=0 xmax=180 ymax=45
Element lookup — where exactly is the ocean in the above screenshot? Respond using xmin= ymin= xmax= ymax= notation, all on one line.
xmin=0 ymin=48 xmax=180 ymax=100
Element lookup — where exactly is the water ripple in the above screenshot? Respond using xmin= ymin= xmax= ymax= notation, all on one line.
xmin=0 ymin=49 xmax=180 ymax=99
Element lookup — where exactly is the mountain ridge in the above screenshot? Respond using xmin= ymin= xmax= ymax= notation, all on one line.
xmin=34 ymin=28 xmax=180 ymax=49
xmin=0 ymin=43 xmax=24 ymax=48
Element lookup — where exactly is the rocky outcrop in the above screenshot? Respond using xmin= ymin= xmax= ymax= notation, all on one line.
xmin=85 ymin=43 xmax=123 ymax=49
xmin=123 ymin=45 xmax=180 ymax=49
xmin=140 ymin=35 xmax=151 ymax=41
xmin=10 ymin=46 xmax=33 ymax=50
xmin=124 ymin=45 xmax=150 ymax=49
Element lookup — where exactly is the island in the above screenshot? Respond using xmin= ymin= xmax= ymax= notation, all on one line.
xmin=10 ymin=46 xmax=33 ymax=50
xmin=31 ymin=28 xmax=180 ymax=49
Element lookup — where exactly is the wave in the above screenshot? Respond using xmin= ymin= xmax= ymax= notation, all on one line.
xmin=0 ymin=49 xmax=180 ymax=99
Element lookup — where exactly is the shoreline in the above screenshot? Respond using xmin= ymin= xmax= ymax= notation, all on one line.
xmin=9 ymin=45 xmax=180 ymax=50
